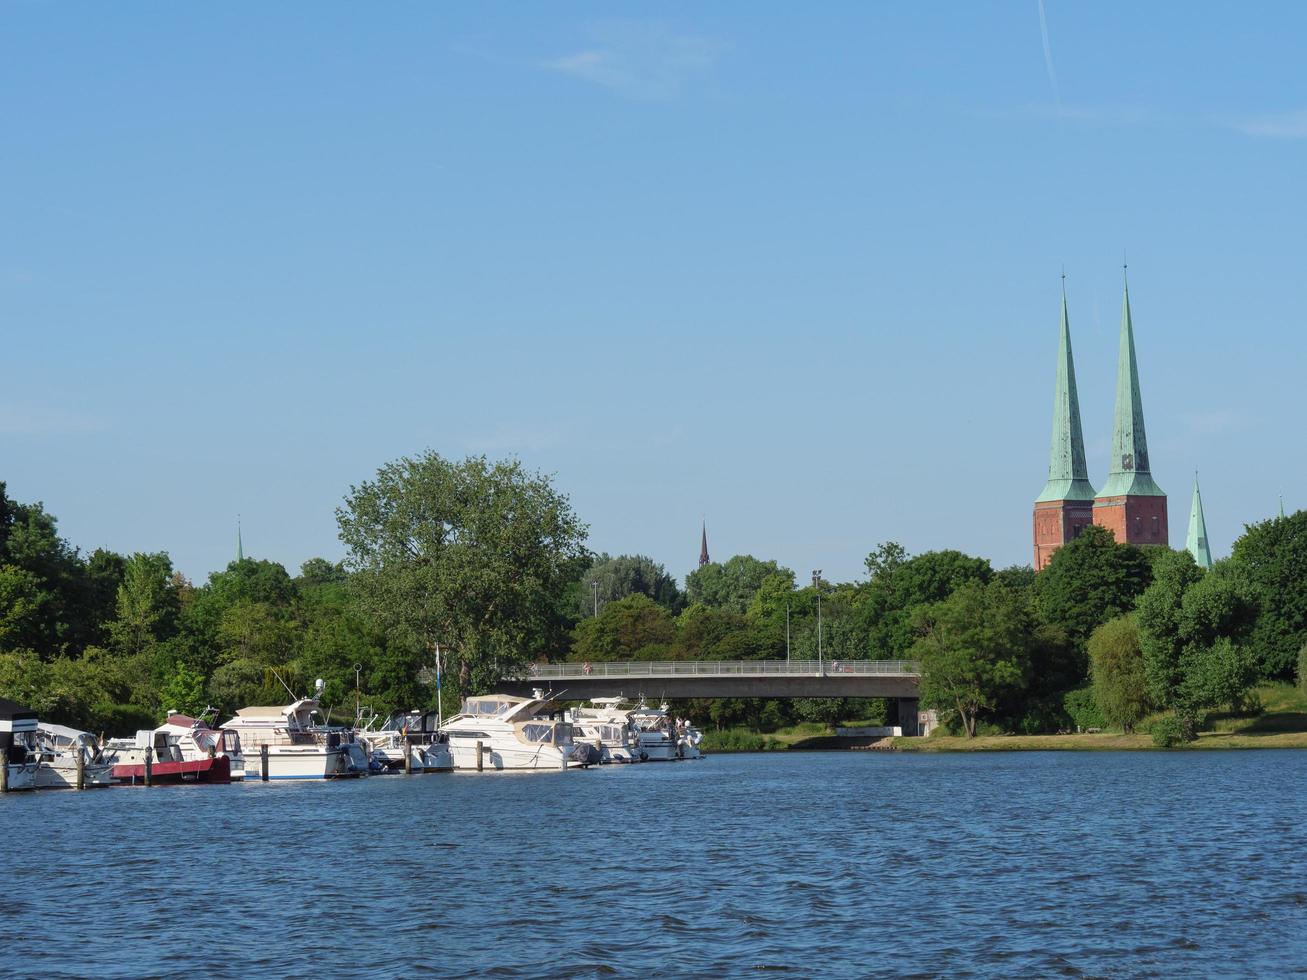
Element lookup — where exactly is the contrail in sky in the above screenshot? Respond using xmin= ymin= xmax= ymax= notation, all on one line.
xmin=1038 ymin=0 xmax=1062 ymax=108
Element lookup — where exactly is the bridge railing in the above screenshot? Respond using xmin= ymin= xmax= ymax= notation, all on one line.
xmin=514 ymin=659 xmax=920 ymax=680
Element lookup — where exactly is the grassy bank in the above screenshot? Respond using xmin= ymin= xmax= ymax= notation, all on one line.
xmin=701 ymin=684 xmax=1307 ymax=753
xmin=889 ymin=682 xmax=1307 ymax=752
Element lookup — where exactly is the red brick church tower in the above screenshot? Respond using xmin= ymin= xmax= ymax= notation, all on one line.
xmin=1092 ymin=275 xmax=1168 ymax=545
xmin=1033 ymin=282 xmax=1096 ymax=570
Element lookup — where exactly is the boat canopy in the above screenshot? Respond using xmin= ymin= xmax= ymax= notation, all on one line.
xmin=460 ymin=696 xmax=528 ymax=718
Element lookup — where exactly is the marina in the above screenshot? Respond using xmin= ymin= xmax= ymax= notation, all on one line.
xmin=0 ymin=688 xmax=707 ymax=794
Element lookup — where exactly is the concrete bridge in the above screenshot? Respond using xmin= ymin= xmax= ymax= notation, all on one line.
xmin=496 ymin=658 xmax=920 ymax=702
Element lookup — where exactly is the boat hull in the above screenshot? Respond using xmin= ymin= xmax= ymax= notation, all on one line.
xmin=33 ymin=763 xmax=114 ymax=789
xmin=113 ymin=755 xmax=232 ymax=784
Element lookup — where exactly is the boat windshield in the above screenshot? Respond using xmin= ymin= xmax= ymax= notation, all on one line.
xmin=462 ymin=697 xmax=519 ymax=717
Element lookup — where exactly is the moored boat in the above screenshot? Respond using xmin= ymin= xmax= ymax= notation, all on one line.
xmin=441 ymin=692 xmax=594 ymax=770
xmin=0 ymin=698 xmax=41 ymax=791
xmin=33 ymin=723 xmax=114 ymax=788
xmin=220 ymin=698 xmax=366 ymax=779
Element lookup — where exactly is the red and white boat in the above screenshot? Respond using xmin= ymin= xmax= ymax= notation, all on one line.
xmin=102 ymin=711 xmax=243 ymax=784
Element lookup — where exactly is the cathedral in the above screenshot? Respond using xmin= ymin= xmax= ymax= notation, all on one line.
xmin=1032 ymin=274 xmax=1176 ymax=570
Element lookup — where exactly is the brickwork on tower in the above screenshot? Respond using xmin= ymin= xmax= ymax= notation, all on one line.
xmin=1033 ymin=499 xmax=1096 ymax=571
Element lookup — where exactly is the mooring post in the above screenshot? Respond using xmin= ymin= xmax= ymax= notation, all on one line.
xmin=404 ymin=742 xmax=412 ymax=775
xmin=0 ymin=747 xmax=9 ymax=793
xmin=260 ymin=744 xmax=269 ymax=782
xmin=76 ymin=750 xmax=86 ymax=791
xmin=144 ymin=747 xmax=153 ymax=787
xmin=475 ymin=740 xmax=484 ymax=772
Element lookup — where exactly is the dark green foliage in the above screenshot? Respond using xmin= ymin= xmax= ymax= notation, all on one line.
xmin=1150 ymin=715 xmax=1195 ymax=748
xmin=1062 ymin=685 xmax=1106 ymax=731
xmin=859 ymin=547 xmax=994 ymax=659
xmin=1229 ymin=511 xmax=1307 ymax=678
xmin=912 ymin=581 xmax=1034 ymax=737
xmin=1033 ymin=525 xmax=1152 ymax=647
xmin=793 ymin=697 xmax=849 ymax=728
xmin=572 ymin=594 xmax=676 ymax=661
xmin=686 ymin=555 xmax=793 ymax=614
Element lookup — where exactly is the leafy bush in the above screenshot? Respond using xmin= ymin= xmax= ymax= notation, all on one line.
xmin=701 ymin=727 xmax=771 ymax=752
xmin=1150 ymin=715 xmax=1196 ymax=748
xmin=1063 ymin=685 xmax=1106 ymax=731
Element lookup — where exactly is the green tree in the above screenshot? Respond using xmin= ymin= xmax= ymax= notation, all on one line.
xmin=337 ymin=452 xmax=588 ymax=692
xmin=572 ymin=593 xmax=676 ymax=661
xmin=158 ymin=662 xmax=207 ymax=717
xmin=578 ymin=553 xmax=683 ymax=618
xmin=1229 ymin=511 xmax=1307 ymax=678
xmin=911 ymin=581 xmax=1033 ymax=737
xmin=686 ymin=555 xmax=793 ymax=614
xmin=859 ymin=549 xmax=993 ymax=659
xmin=1033 ymin=524 xmax=1153 ymax=647
xmin=1137 ymin=550 xmax=1206 ymax=711
xmin=108 ymin=552 xmax=179 ymax=657
xmin=1088 ymin=615 xmax=1151 ymax=732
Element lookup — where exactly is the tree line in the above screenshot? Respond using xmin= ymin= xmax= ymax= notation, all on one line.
xmin=1 ymin=453 xmax=1304 ymax=743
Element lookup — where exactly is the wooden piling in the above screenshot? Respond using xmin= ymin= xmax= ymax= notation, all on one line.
xmin=404 ymin=742 xmax=412 ymax=775
xmin=475 ymin=740 xmax=484 ymax=772
xmin=260 ymin=744 xmax=269 ymax=782
xmin=76 ymin=751 xmax=86 ymax=790
xmin=1 ymin=748 xmax=8 ymax=793
xmin=144 ymin=747 xmax=153 ymax=787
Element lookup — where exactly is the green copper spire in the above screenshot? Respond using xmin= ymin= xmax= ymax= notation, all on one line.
xmin=1186 ymin=472 xmax=1212 ymax=568
xmin=1097 ymin=275 xmax=1165 ymax=498
xmin=237 ymin=517 xmax=244 ymax=562
xmin=1036 ymin=282 xmax=1096 ymax=502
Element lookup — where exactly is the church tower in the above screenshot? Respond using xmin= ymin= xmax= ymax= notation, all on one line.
xmin=699 ymin=520 xmax=710 ymax=567
xmin=1186 ymin=473 xmax=1212 ymax=568
xmin=1093 ymin=274 xmax=1168 ymax=545
xmin=1033 ymin=282 xmax=1096 ymax=570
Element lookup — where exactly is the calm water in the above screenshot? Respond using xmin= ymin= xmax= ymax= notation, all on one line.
xmin=2 ymin=750 xmax=1305 ymax=979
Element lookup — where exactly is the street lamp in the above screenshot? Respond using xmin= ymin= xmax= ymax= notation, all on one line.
xmin=591 ymin=580 xmax=600 ymax=617
xmin=812 ymin=570 xmax=823 ymax=673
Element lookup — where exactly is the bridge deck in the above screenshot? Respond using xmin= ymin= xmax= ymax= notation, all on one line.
xmin=495 ymin=659 xmax=921 ymax=700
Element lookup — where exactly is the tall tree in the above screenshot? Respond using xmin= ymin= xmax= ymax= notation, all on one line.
xmin=1088 ymin=615 xmax=1151 ymax=732
xmin=578 ymin=553 xmax=683 ymax=618
xmin=686 ymin=555 xmax=793 ymax=614
xmin=1229 ymin=511 xmax=1307 ymax=679
xmin=911 ymin=581 xmax=1033 ymax=737
xmin=337 ymin=452 xmax=587 ymax=692
xmin=108 ymin=553 xmax=180 ymax=658
xmin=858 ymin=549 xmax=993 ymax=659
xmin=1033 ymin=524 xmax=1153 ymax=647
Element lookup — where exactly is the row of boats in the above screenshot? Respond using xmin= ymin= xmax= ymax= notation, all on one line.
xmin=0 ymin=690 xmax=706 ymax=790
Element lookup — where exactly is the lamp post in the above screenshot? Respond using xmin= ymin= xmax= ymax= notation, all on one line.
xmin=591 ymin=580 xmax=599 ymax=617
xmin=785 ymin=601 xmax=791 ymax=666
xmin=812 ymin=570 xmax=823 ymax=674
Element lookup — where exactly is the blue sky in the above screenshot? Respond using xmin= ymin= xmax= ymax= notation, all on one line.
xmin=2 ymin=3 xmax=1304 ymax=585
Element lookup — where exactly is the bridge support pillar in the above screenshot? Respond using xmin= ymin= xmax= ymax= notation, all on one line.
xmin=893 ymin=698 xmax=920 ymax=736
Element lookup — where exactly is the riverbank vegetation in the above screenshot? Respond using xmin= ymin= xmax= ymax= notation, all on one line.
xmin=1 ymin=452 xmax=1305 ymax=747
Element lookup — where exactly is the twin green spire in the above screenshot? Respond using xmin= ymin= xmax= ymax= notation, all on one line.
xmin=1097 ymin=276 xmax=1166 ymax=498
xmin=1035 ymin=282 xmax=1096 ymax=503
xmin=1186 ymin=473 xmax=1212 ymax=568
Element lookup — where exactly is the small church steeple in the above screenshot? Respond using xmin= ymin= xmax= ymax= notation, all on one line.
xmin=237 ymin=516 xmax=244 ymax=563
xmin=1186 ymin=472 xmax=1212 ymax=569
xmin=699 ymin=520 xmax=710 ymax=568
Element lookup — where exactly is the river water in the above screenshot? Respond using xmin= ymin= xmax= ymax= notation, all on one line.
xmin=1 ymin=750 xmax=1304 ymax=978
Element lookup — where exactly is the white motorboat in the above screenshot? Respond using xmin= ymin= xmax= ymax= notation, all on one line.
xmin=1 ymin=698 xmax=41 ymax=791
xmin=221 ymin=698 xmax=367 ymax=780
xmin=103 ymin=710 xmax=247 ymax=782
xmin=440 ymin=692 xmax=593 ymax=770
xmin=362 ymin=710 xmax=453 ymax=773
xmin=33 ymin=723 xmax=114 ymax=788
xmin=676 ymin=719 xmax=706 ymax=760
xmin=569 ymin=697 xmax=646 ymax=763
xmin=628 ymin=703 xmax=680 ymax=761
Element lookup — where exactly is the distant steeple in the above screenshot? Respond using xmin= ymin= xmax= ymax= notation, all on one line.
xmin=237 ymin=517 xmax=244 ymax=563
xmin=699 ymin=520 xmax=710 ymax=568
xmin=1186 ymin=472 xmax=1212 ymax=569
xmin=1097 ymin=273 xmax=1165 ymax=498
xmin=1280 ymin=494 xmax=1286 ymax=519
xmin=1036 ymin=278 xmax=1096 ymax=503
